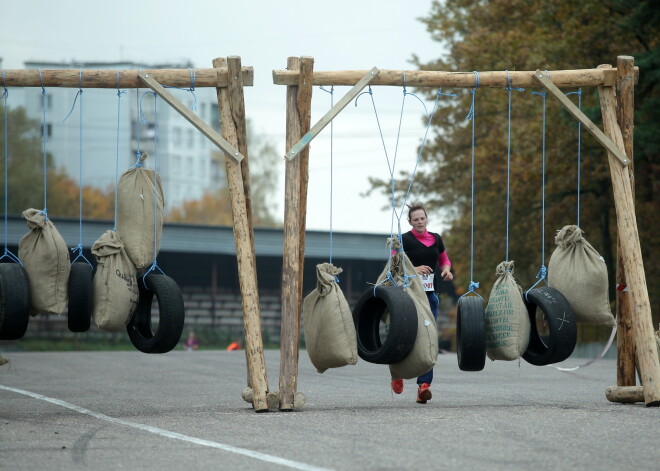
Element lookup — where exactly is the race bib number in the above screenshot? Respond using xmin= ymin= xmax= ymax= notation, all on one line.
xmin=421 ymin=273 xmax=435 ymax=292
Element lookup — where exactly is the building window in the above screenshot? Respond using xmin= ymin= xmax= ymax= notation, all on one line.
xmin=173 ymin=127 xmax=182 ymax=147
xmin=187 ymin=129 xmax=193 ymax=147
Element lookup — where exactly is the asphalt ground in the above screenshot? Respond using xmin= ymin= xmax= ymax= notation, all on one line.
xmin=0 ymin=349 xmax=658 ymax=471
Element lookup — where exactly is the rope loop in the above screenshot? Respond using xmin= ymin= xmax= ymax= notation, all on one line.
xmin=142 ymin=260 xmax=166 ymax=289
xmin=0 ymin=248 xmax=23 ymax=266
xmin=1 ymin=69 xmax=7 ymax=98
xmin=459 ymin=280 xmax=483 ymax=301
xmin=70 ymin=244 xmax=93 ymax=268
xmin=525 ymin=265 xmax=548 ymax=300
xmin=38 ymin=68 xmax=45 ymax=95
xmin=465 ymin=71 xmax=480 ymax=120
xmin=354 ymin=86 xmax=373 ymax=107
xmin=503 ymin=70 xmax=525 ymax=93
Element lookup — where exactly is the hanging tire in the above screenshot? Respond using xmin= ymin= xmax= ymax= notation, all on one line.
xmin=352 ymin=285 xmax=418 ymax=364
xmin=0 ymin=263 xmax=31 ymax=340
xmin=67 ymin=261 xmax=93 ymax=332
xmin=127 ymin=273 xmax=185 ymax=354
xmin=456 ymin=295 xmax=486 ymax=371
xmin=522 ymin=286 xmax=577 ymax=366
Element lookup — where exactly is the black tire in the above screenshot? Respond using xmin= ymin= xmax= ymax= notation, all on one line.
xmin=67 ymin=262 xmax=93 ymax=332
xmin=127 ymin=273 xmax=185 ymax=354
xmin=456 ymin=295 xmax=486 ymax=371
xmin=351 ymin=285 xmax=418 ymax=364
xmin=522 ymin=286 xmax=577 ymax=366
xmin=0 ymin=262 xmax=31 ymax=340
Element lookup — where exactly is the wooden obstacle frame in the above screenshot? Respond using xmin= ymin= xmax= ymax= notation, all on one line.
xmin=2 ymin=57 xmax=272 ymax=412
xmin=3 ymin=55 xmax=658 ymax=411
xmin=272 ymin=55 xmax=659 ymax=408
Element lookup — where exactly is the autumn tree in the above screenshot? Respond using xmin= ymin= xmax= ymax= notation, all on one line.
xmin=0 ymin=103 xmax=114 ymax=220
xmin=167 ymin=121 xmax=280 ymax=227
xmin=372 ymin=0 xmax=659 ymax=323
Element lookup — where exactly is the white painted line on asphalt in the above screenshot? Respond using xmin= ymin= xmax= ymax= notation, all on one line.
xmin=0 ymin=384 xmax=333 ymax=471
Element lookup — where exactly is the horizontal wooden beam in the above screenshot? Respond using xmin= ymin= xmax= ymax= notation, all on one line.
xmin=286 ymin=67 xmax=380 ymax=160
xmin=138 ymin=73 xmax=243 ymax=162
xmin=532 ymin=69 xmax=629 ymax=166
xmin=273 ymin=67 xmax=639 ymax=88
xmin=1 ymin=67 xmax=254 ymax=88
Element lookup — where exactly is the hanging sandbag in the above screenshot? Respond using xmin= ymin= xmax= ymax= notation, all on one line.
xmin=0 ymin=354 xmax=7 ymax=367
xmin=18 ymin=209 xmax=70 ymax=316
xmin=116 ymin=154 xmax=164 ymax=270
xmin=377 ymin=237 xmax=438 ymax=381
xmin=547 ymin=225 xmax=615 ymax=327
xmin=484 ymin=261 xmax=530 ymax=361
xmin=91 ymin=230 xmax=139 ymax=332
xmin=302 ymin=263 xmax=358 ymax=373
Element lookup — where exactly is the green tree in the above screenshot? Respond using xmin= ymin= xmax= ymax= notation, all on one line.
xmin=372 ymin=0 xmax=659 ymax=322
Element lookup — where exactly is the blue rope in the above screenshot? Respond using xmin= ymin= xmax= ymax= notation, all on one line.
xmin=526 ymin=71 xmax=550 ymax=297
xmin=459 ymin=71 xmax=481 ymax=300
xmin=1 ymin=71 xmax=22 ymax=266
xmin=356 ymin=82 xmax=451 ymax=289
xmin=38 ymin=69 xmax=48 ymax=220
xmin=319 ymin=86 xmax=336 ymax=273
xmin=502 ymin=71 xmax=524 ymax=266
xmin=566 ymin=89 xmax=583 ymax=226
xmin=162 ymin=67 xmax=198 ymax=111
xmin=114 ymin=70 xmax=125 ymax=232
xmin=141 ymin=92 xmax=164 ymax=285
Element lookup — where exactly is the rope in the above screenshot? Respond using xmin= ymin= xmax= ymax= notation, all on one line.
xmin=162 ymin=67 xmax=198 ymax=111
xmin=61 ymin=70 xmax=92 ymax=268
xmin=0 ymin=70 xmax=22 ymax=266
xmin=356 ymin=82 xmax=451 ymax=289
xmin=566 ymin=89 xmax=583 ymax=226
xmin=459 ymin=71 xmax=482 ymax=301
xmin=39 ymin=69 xmax=48 ymax=220
xmin=526 ymin=71 xmax=549 ymax=297
xmin=141 ymin=92 xmax=165 ymax=286
xmin=503 ymin=70 xmax=524 ymax=266
xmin=114 ymin=70 xmax=126 ymax=232
xmin=549 ymin=325 xmax=616 ymax=372
xmin=319 ymin=86 xmax=336 ymax=272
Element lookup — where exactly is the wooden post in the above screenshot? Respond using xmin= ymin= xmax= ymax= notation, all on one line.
xmin=279 ymin=56 xmax=313 ymax=411
xmin=614 ymin=57 xmax=637 ymax=387
xmin=598 ymin=67 xmax=660 ymax=407
xmin=213 ymin=57 xmax=269 ymax=412
xmin=605 ymin=386 xmax=645 ymax=404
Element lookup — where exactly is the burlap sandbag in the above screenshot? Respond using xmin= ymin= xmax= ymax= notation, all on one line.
xmin=18 ymin=209 xmax=70 ymax=316
xmin=302 ymin=263 xmax=358 ymax=373
xmin=91 ymin=230 xmax=139 ymax=332
xmin=377 ymin=237 xmax=438 ymax=380
xmin=116 ymin=155 xmax=164 ymax=270
xmin=0 ymin=354 xmax=8 ymax=367
xmin=485 ymin=261 xmax=530 ymax=361
xmin=656 ymin=329 xmax=660 ymax=364
xmin=548 ymin=225 xmax=615 ymax=326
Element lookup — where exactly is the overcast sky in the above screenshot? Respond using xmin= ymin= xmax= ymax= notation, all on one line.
xmin=1 ymin=0 xmax=447 ymax=236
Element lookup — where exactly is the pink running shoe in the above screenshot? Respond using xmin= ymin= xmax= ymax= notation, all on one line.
xmin=416 ymin=383 xmax=432 ymax=404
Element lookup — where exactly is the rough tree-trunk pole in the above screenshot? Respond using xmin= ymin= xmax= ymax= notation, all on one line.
xmin=614 ymin=57 xmax=637 ymax=387
xmin=598 ymin=65 xmax=660 ymax=406
xmin=296 ymin=57 xmax=314 ymax=327
xmin=279 ymin=56 xmax=313 ymax=411
xmin=272 ymin=67 xmax=636 ymax=88
xmin=213 ymin=57 xmax=269 ymax=412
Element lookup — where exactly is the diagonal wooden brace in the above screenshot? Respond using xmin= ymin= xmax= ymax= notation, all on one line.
xmin=138 ymin=72 xmax=244 ymax=163
xmin=285 ymin=67 xmax=380 ymax=160
xmin=532 ymin=69 xmax=629 ymax=166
